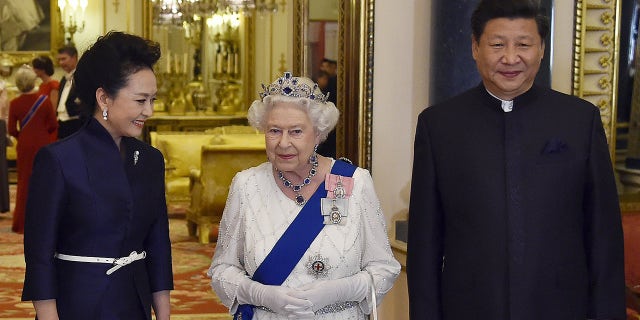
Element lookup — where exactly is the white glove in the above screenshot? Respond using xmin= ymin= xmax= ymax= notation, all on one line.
xmin=291 ymin=272 xmax=370 ymax=312
xmin=236 ymin=277 xmax=314 ymax=318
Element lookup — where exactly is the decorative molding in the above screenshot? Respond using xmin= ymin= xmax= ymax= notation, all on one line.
xmin=292 ymin=0 xmax=306 ymax=76
xmin=363 ymin=0 xmax=374 ymax=170
xmin=573 ymin=0 xmax=622 ymax=160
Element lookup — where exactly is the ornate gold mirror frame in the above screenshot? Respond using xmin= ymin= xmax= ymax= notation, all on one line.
xmin=0 ymin=0 xmax=62 ymax=67
xmin=293 ymin=0 xmax=374 ymax=169
xmin=571 ymin=0 xmax=640 ymax=210
xmin=572 ymin=0 xmax=621 ymax=158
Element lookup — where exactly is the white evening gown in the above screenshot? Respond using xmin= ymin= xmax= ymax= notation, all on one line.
xmin=209 ymin=161 xmax=400 ymax=320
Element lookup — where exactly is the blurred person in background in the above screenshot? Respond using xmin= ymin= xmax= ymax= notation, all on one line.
xmin=32 ymin=55 xmax=59 ymax=139
xmin=56 ymin=45 xmax=84 ymax=139
xmin=0 ymin=78 xmax=9 ymax=213
xmin=7 ymin=65 xmax=57 ymax=233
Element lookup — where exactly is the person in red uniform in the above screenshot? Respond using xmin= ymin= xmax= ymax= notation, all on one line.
xmin=7 ymin=65 xmax=57 ymax=233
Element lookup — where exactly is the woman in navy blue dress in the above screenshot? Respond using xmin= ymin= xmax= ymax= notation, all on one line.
xmin=21 ymin=31 xmax=174 ymax=320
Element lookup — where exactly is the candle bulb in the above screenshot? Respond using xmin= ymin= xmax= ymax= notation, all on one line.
xmin=233 ymin=51 xmax=239 ymax=77
xmin=227 ymin=50 xmax=233 ymax=76
xmin=216 ymin=48 xmax=223 ymax=75
xmin=183 ymin=53 xmax=187 ymax=74
xmin=174 ymin=53 xmax=179 ymax=74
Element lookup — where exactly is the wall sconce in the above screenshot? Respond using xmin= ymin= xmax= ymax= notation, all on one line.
xmin=0 ymin=56 xmax=13 ymax=78
xmin=58 ymin=0 xmax=88 ymax=45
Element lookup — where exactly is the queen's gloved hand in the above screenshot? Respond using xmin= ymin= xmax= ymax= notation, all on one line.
xmin=236 ymin=278 xmax=315 ymax=318
xmin=291 ymin=271 xmax=370 ymax=312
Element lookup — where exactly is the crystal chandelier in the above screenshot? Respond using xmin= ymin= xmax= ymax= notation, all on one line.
xmin=151 ymin=0 xmax=279 ymax=25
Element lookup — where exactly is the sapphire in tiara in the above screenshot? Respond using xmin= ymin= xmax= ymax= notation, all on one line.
xmin=259 ymin=72 xmax=329 ymax=103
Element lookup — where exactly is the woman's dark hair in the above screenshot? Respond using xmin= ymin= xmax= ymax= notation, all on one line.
xmin=471 ymin=0 xmax=549 ymax=42
xmin=73 ymin=31 xmax=161 ymax=116
xmin=31 ymin=56 xmax=54 ymax=76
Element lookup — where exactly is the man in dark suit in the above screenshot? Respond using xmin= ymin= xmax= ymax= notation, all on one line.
xmin=56 ymin=45 xmax=84 ymax=139
xmin=407 ymin=1 xmax=625 ymax=319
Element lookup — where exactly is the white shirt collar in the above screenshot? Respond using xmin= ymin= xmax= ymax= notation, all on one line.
xmin=64 ymin=69 xmax=76 ymax=81
xmin=486 ymin=89 xmax=513 ymax=113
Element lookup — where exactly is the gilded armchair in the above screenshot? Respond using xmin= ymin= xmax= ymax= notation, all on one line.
xmin=187 ymin=126 xmax=266 ymax=243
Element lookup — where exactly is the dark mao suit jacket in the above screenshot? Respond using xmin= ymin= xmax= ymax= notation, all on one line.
xmin=407 ymin=84 xmax=625 ymax=320
xmin=22 ymin=118 xmax=174 ymax=319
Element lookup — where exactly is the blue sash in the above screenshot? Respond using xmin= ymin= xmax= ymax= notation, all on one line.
xmin=20 ymin=95 xmax=47 ymax=129
xmin=235 ymin=160 xmax=357 ymax=320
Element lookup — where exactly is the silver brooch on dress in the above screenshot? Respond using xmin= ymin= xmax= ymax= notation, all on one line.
xmin=321 ymin=198 xmax=348 ymax=225
xmin=333 ymin=178 xmax=346 ymax=198
xmin=306 ymin=254 xmax=331 ymax=278
xmin=133 ymin=150 xmax=139 ymax=165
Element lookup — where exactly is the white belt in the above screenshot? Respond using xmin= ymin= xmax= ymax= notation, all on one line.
xmin=54 ymin=251 xmax=146 ymax=275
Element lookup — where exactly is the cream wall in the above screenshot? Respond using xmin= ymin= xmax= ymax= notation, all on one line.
xmin=372 ymin=0 xmax=430 ymax=224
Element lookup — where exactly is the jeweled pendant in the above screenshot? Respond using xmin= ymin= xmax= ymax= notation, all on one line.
xmin=333 ymin=181 xmax=346 ymax=198
xmin=295 ymin=194 xmax=305 ymax=206
xmin=330 ymin=206 xmax=342 ymax=224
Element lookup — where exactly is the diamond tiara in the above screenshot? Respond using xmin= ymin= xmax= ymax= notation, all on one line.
xmin=259 ymin=72 xmax=329 ymax=103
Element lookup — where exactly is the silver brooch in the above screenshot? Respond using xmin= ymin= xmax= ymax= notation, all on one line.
xmin=321 ymin=198 xmax=348 ymax=225
xmin=333 ymin=178 xmax=346 ymax=198
xmin=133 ymin=150 xmax=139 ymax=165
xmin=306 ymin=254 xmax=331 ymax=278
xmin=329 ymin=201 xmax=342 ymax=224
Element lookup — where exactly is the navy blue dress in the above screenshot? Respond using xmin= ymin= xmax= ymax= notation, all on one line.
xmin=22 ymin=118 xmax=173 ymax=319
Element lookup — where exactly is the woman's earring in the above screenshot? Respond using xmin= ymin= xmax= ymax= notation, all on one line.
xmin=102 ymin=108 xmax=108 ymax=120
xmin=309 ymin=144 xmax=318 ymax=164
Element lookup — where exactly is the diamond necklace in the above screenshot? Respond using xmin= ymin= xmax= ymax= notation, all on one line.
xmin=276 ymin=157 xmax=319 ymax=206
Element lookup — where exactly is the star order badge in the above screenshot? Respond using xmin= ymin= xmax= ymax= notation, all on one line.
xmin=306 ymin=253 xmax=331 ymax=278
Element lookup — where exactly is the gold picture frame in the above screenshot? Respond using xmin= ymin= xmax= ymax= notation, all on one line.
xmin=572 ymin=0 xmax=621 ymax=159
xmin=0 ymin=0 xmax=63 ymax=66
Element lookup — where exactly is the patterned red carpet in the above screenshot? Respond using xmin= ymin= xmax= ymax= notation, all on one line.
xmin=0 ymin=186 xmax=230 ymax=319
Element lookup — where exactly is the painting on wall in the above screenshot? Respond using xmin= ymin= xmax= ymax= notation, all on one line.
xmin=0 ymin=0 xmax=53 ymax=52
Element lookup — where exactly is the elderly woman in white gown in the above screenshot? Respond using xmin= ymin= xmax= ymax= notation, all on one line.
xmin=208 ymin=72 xmax=400 ymax=319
